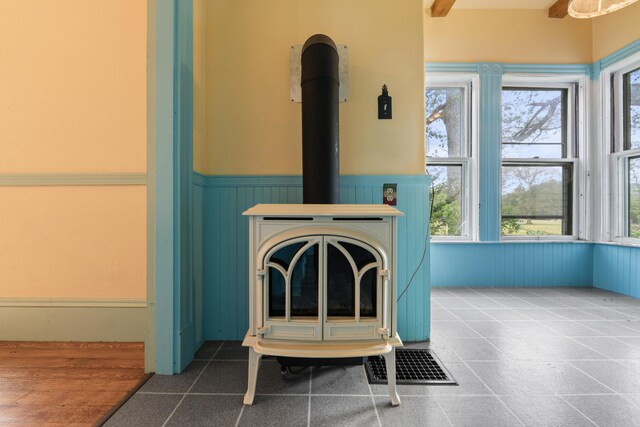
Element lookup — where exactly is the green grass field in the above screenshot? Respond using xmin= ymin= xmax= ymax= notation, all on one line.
xmin=505 ymin=219 xmax=562 ymax=236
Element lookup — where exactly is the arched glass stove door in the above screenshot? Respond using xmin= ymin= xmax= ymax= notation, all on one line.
xmin=262 ymin=237 xmax=323 ymax=341
xmin=323 ymin=237 xmax=384 ymax=340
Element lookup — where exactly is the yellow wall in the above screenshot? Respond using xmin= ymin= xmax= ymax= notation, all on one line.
xmin=424 ymin=9 xmax=593 ymax=64
xmin=0 ymin=186 xmax=146 ymax=299
xmin=198 ymin=0 xmax=425 ymax=175
xmin=592 ymin=1 xmax=640 ymax=60
xmin=0 ymin=1 xmax=147 ymax=173
xmin=194 ymin=0 xmax=207 ymax=173
xmin=0 ymin=1 xmax=147 ymax=305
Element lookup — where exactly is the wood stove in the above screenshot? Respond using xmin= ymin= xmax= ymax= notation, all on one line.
xmin=242 ymin=203 xmax=403 ymax=406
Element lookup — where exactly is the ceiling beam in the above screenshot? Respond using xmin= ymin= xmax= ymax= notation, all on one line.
xmin=430 ymin=0 xmax=456 ymax=18
xmin=548 ymin=0 xmax=570 ymax=18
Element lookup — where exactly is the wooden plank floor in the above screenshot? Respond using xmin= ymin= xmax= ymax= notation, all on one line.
xmin=0 ymin=342 xmax=148 ymax=426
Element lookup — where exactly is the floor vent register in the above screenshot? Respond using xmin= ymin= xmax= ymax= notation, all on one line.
xmin=365 ymin=349 xmax=457 ymax=385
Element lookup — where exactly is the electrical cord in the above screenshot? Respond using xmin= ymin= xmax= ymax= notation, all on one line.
xmin=396 ymin=173 xmax=435 ymax=303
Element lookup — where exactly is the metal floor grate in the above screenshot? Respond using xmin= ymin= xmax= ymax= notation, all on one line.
xmin=365 ymin=349 xmax=457 ymax=385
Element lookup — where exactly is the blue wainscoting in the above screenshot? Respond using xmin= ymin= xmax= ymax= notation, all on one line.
xmin=431 ymin=242 xmax=593 ymax=287
xmin=593 ymin=244 xmax=640 ymax=298
xmin=194 ymin=174 xmax=432 ymax=342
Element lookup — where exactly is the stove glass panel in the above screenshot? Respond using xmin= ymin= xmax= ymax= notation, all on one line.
xmin=341 ymin=241 xmax=376 ymax=270
xmin=268 ymin=267 xmax=285 ymax=318
xmin=270 ymin=242 xmax=305 ymax=270
xmin=360 ymin=268 xmax=377 ymax=318
xmin=290 ymin=244 xmax=319 ymax=317
xmin=327 ymin=243 xmax=356 ymax=317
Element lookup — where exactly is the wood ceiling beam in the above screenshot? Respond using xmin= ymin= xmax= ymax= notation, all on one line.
xmin=548 ymin=0 xmax=570 ymax=18
xmin=430 ymin=0 xmax=456 ymax=18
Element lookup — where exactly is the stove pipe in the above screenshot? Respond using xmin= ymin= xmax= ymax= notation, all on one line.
xmin=301 ymin=34 xmax=340 ymax=204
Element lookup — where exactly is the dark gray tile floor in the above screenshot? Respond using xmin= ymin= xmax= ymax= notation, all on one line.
xmin=105 ymin=287 xmax=640 ymax=427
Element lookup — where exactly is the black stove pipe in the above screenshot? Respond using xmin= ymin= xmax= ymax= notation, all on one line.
xmin=301 ymin=34 xmax=340 ymax=204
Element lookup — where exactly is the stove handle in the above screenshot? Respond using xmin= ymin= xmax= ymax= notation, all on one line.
xmin=379 ymin=269 xmax=390 ymax=337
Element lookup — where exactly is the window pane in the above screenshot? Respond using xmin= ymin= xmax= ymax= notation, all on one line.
xmin=502 ymin=88 xmax=567 ymax=158
xmin=426 ymin=87 xmax=465 ymax=157
xmin=427 ymin=165 xmax=463 ymax=236
xmin=629 ymin=157 xmax=640 ymax=238
xmin=623 ymin=68 xmax=640 ymax=150
xmin=502 ymin=164 xmax=573 ymax=236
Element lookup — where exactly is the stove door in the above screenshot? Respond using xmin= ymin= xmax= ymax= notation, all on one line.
xmin=262 ymin=237 xmax=323 ymax=341
xmin=323 ymin=237 xmax=384 ymax=340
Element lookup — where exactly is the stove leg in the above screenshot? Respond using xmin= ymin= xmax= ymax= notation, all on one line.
xmin=243 ymin=347 xmax=262 ymax=405
xmin=383 ymin=348 xmax=401 ymax=406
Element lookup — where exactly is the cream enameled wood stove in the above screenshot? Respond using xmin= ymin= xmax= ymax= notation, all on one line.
xmin=242 ymin=204 xmax=403 ymax=406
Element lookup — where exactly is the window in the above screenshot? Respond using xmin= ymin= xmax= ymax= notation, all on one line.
xmin=501 ymin=81 xmax=580 ymax=238
xmin=623 ymin=67 xmax=640 ymax=151
xmin=628 ymin=156 xmax=640 ymax=238
xmin=611 ymin=65 xmax=640 ymax=240
xmin=425 ymin=75 xmax=478 ymax=239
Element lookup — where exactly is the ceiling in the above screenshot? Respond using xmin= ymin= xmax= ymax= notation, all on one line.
xmin=438 ymin=0 xmax=559 ymax=9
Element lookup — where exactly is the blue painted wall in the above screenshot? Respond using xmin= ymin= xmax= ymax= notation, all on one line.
xmin=194 ymin=175 xmax=432 ymax=342
xmin=593 ymin=244 xmax=640 ymax=298
xmin=431 ymin=242 xmax=593 ymax=287
xmin=432 ymin=242 xmax=640 ymax=297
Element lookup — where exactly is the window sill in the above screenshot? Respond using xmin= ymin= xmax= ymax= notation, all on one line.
xmin=599 ymin=239 xmax=640 ymax=248
xmin=430 ymin=234 xmax=481 ymax=243
xmin=501 ymin=235 xmax=578 ymax=242
xmin=430 ymin=240 xmax=589 ymax=245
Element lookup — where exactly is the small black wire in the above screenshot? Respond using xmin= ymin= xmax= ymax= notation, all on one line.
xmin=396 ymin=173 xmax=435 ymax=303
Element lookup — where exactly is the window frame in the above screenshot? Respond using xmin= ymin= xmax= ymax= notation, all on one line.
xmin=605 ymin=54 xmax=640 ymax=244
xmin=425 ymin=73 xmax=479 ymax=241
xmin=500 ymin=75 xmax=586 ymax=241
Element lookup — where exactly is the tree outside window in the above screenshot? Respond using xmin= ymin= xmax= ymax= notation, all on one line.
xmin=426 ymin=86 xmax=468 ymax=237
xmin=501 ymin=86 xmax=574 ymax=237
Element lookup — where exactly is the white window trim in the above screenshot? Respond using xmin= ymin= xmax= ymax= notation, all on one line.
xmin=425 ymin=73 xmax=479 ymax=241
xmin=601 ymin=51 xmax=640 ymax=244
xmin=500 ymin=75 xmax=588 ymax=242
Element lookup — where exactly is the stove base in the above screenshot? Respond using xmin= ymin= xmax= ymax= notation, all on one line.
xmin=242 ymin=333 xmax=402 ymax=406
xmin=276 ymin=356 xmax=365 ymax=368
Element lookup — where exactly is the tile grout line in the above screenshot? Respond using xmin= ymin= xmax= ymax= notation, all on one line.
xmin=508 ymin=289 xmax=640 ymax=367
xmin=435 ymin=298 xmax=526 ymax=427
xmin=523 ymin=288 xmax=640 ymax=336
xmin=161 ymin=341 xmax=225 ymax=427
xmin=433 ymin=397 xmax=455 ymax=427
xmin=135 ymin=391 xmax=628 ymax=398
xmin=364 ymin=365 xmax=382 ymax=427
xmin=557 ymin=395 xmax=601 ymax=427
xmin=454 ymin=288 xmax=623 ymax=427
xmin=438 ymin=295 xmax=515 ymax=362
xmin=473 ymin=288 xmax=618 ymax=361
xmin=234 ymin=405 xmax=246 ymax=427
xmin=563 ymin=361 xmax=620 ymax=394
xmin=307 ymin=367 xmax=312 ymax=427
xmin=474 ymin=289 xmax=624 ymax=396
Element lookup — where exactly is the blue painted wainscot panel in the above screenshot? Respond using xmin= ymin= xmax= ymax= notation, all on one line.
xmin=593 ymin=244 xmax=640 ymax=298
xmin=431 ymin=242 xmax=593 ymax=287
xmin=195 ymin=174 xmax=432 ymax=342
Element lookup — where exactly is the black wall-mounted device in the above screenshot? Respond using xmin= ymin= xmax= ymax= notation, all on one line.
xmin=378 ymin=84 xmax=392 ymax=119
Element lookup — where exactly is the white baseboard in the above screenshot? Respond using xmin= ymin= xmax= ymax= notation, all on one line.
xmin=0 ymin=304 xmax=147 ymax=341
